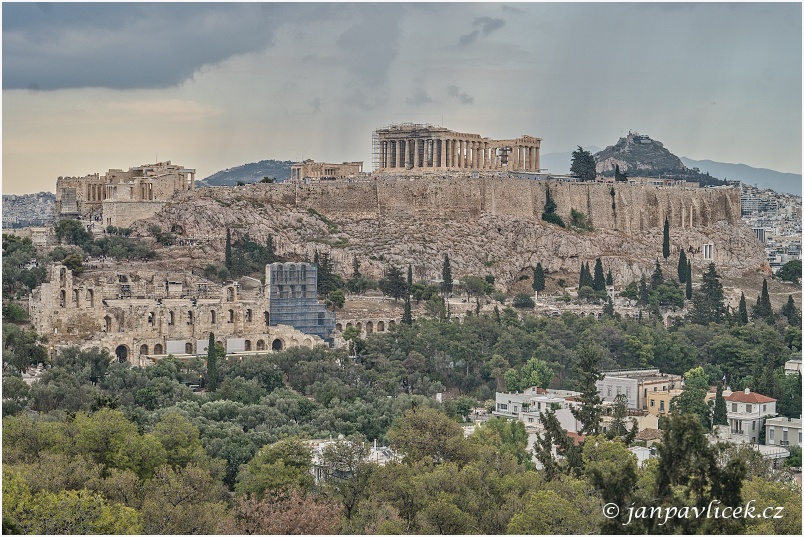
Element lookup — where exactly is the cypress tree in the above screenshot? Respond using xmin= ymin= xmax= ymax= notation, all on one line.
xmin=638 ymin=274 xmax=650 ymax=306
xmin=352 ymin=257 xmax=361 ymax=279
xmin=580 ymin=262 xmax=593 ymax=289
xmin=605 ymin=269 xmax=613 ymax=287
xmin=712 ymin=383 xmax=728 ymax=426
xmin=781 ymin=295 xmax=801 ymax=326
xmin=570 ymin=343 xmax=604 ymax=436
xmin=650 ymin=258 xmax=664 ymax=290
xmin=685 ymin=261 xmax=693 ymax=300
xmin=225 ymin=228 xmax=232 ymax=269
xmin=603 ymin=296 xmax=615 ymax=317
xmin=441 ymin=253 xmax=453 ymax=295
xmin=407 ymin=264 xmax=413 ymax=291
xmin=206 ymin=332 xmax=219 ymax=392
xmin=266 ymin=234 xmax=276 ymax=263
xmin=592 ymin=258 xmax=606 ymax=291
xmin=738 ymin=292 xmax=749 ymax=324
xmin=753 ymin=278 xmax=774 ymax=323
xmin=678 ymin=249 xmax=688 ymax=283
xmin=532 ymin=262 xmax=546 ymax=292
xmin=662 ymin=217 xmax=671 ymax=259
xmin=402 ymin=297 xmax=412 ymax=325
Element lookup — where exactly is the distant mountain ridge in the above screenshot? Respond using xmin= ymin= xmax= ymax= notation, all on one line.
xmin=680 ymin=158 xmax=801 ymax=196
xmin=200 ymin=160 xmax=293 ymax=186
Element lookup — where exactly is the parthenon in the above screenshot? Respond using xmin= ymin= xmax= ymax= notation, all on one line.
xmin=372 ymin=123 xmax=541 ymax=173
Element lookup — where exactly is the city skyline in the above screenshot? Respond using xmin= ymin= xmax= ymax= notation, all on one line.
xmin=3 ymin=1 xmax=802 ymax=195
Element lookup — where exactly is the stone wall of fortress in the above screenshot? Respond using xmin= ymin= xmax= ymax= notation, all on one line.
xmin=182 ymin=175 xmax=740 ymax=232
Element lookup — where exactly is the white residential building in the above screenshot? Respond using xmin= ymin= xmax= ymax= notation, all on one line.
xmin=597 ymin=369 xmax=683 ymax=410
xmin=765 ymin=416 xmax=802 ymax=449
xmin=493 ymin=386 xmax=580 ymax=427
xmin=725 ymin=388 xmax=777 ymax=444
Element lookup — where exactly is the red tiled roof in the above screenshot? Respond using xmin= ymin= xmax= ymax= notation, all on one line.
xmin=635 ymin=428 xmax=663 ymax=441
xmin=724 ymin=391 xmax=776 ymax=404
xmin=566 ymin=431 xmax=587 ymax=446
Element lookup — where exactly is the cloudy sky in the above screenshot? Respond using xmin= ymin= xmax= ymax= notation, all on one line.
xmin=2 ymin=1 xmax=801 ymax=194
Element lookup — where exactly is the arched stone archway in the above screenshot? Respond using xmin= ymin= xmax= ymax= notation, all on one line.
xmin=86 ymin=289 xmax=94 ymax=307
xmin=356 ymin=322 xmax=362 ymax=331
xmin=59 ymin=290 xmax=66 ymax=308
xmin=346 ymin=322 xmax=353 ymax=329
xmin=185 ymin=342 xmax=193 ymax=354
xmin=272 ymin=338 xmax=284 ymax=351
xmin=245 ymin=340 xmax=252 ymax=351
xmin=377 ymin=321 xmax=385 ymax=332
xmin=388 ymin=320 xmax=396 ymax=328
xmin=336 ymin=323 xmax=343 ymax=332
xmin=104 ymin=315 xmax=112 ymax=332
xmin=140 ymin=344 xmax=148 ymax=356
xmin=154 ymin=343 xmax=164 ymax=354
xmin=115 ymin=345 xmax=129 ymax=363
xmin=304 ymin=338 xmax=313 ymax=348
xmin=366 ymin=321 xmax=374 ymax=334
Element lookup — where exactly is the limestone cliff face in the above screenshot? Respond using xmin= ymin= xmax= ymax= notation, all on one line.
xmin=138 ymin=176 xmax=768 ymax=288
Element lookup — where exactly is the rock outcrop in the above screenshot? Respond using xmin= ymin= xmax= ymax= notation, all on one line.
xmin=136 ymin=175 xmax=768 ymax=289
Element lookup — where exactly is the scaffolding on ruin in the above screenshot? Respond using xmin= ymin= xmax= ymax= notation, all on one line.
xmin=267 ymin=263 xmax=336 ymax=343
xmin=373 ymin=123 xmax=439 ymax=172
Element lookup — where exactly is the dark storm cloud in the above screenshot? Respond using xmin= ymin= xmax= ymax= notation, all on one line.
xmin=458 ymin=16 xmax=505 ymax=46
xmin=2 ymin=3 xmax=306 ymax=90
xmin=335 ymin=5 xmax=404 ymax=89
xmin=446 ymin=85 xmax=473 ymax=105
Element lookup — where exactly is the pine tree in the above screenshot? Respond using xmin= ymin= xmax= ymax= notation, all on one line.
xmin=781 ymin=294 xmax=801 ymax=326
xmin=379 ymin=265 xmax=407 ymax=301
xmin=713 ymin=383 xmax=728 ymax=426
xmin=534 ymin=406 xmax=581 ymax=480
xmin=441 ymin=253 xmax=453 ymax=295
xmin=225 ymin=228 xmax=232 ymax=269
xmin=605 ymin=269 xmax=613 ymax=287
xmin=570 ymin=343 xmax=604 ymax=436
xmin=570 ymin=146 xmax=597 ymax=182
xmin=678 ymin=249 xmax=688 ymax=283
xmin=592 ymin=258 xmax=606 ymax=291
xmin=662 ymin=217 xmax=671 ymax=259
xmin=206 ymin=332 xmax=219 ymax=392
xmin=532 ymin=263 xmax=546 ymax=292
xmin=352 ymin=257 xmax=361 ymax=279
xmin=688 ymin=263 xmax=726 ymax=324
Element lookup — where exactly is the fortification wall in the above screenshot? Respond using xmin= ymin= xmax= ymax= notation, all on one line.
xmin=187 ymin=176 xmax=740 ymax=232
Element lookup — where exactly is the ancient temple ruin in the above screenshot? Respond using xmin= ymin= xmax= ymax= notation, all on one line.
xmin=372 ymin=124 xmax=541 ymax=173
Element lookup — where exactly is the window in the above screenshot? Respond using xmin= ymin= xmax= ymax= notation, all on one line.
xmin=528 ymin=417 xmax=534 ymax=423
xmin=211 ymin=310 xmax=216 ymax=324
xmin=783 ymin=429 xmax=788 ymax=442
xmin=659 ymin=400 xmax=665 ymax=412
xmin=746 ymin=404 xmax=752 ymax=413
xmin=650 ymin=399 xmax=655 ymax=407
xmin=513 ymin=406 xmax=518 ymax=413
xmin=498 ymin=403 xmax=508 ymax=411
xmin=245 ymin=309 xmax=252 ymax=322
xmin=769 ymin=428 xmax=775 ymax=442
xmin=732 ymin=403 xmax=738 ymax=413
xmin=626 ymin=387 xmax=631 ymax=400
xmin=752 ymin=421 xmax=755 ymax=431
xmin=607 ymin=386 xmax=612 ymax=397
xmin=616 ymin=386 xmax=622 ymax=395
xmin=763 ymin=404 xmax=766 ymax=412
